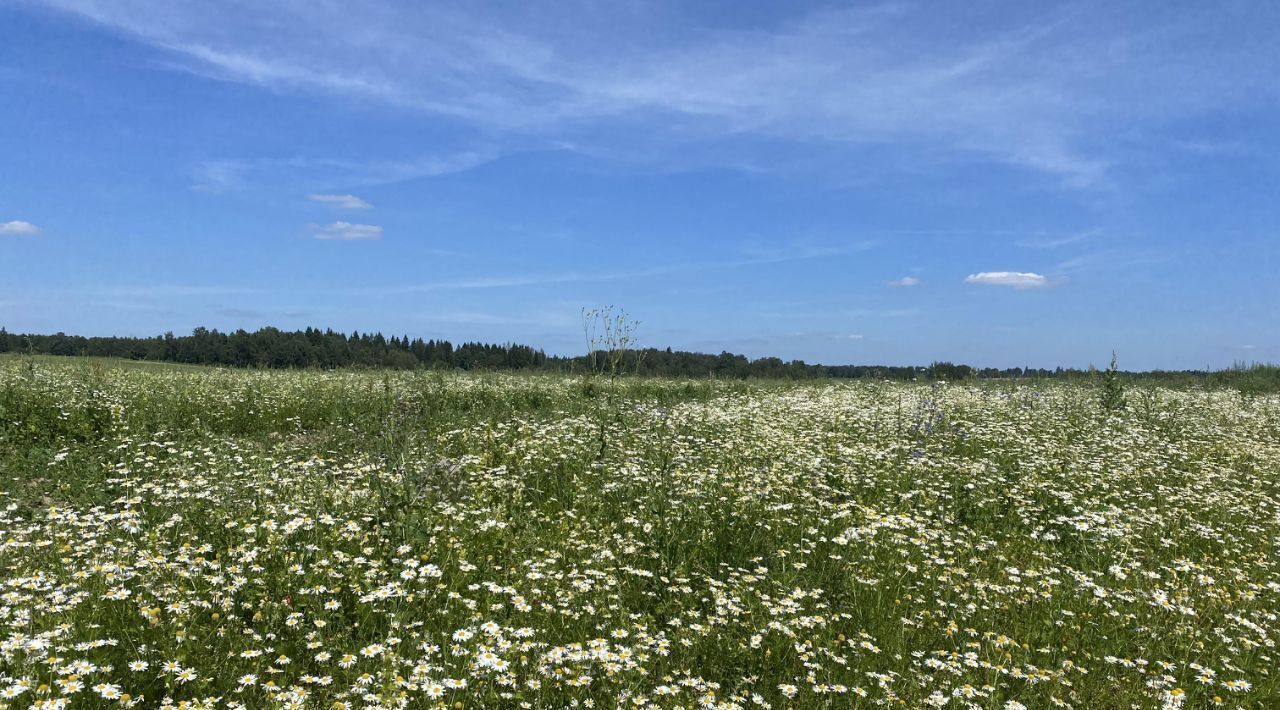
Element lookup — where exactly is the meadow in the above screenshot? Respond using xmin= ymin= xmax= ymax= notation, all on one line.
xmin=1 ymin=357 xmax=1278 ymax=709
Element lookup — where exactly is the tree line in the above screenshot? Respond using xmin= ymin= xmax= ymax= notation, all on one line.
xmin=1 ymin=326 xmax=1274 ymax=387
xmin=0 ymin=327 xmax=548 ymax=371
xmin=0 ymin=326 xmax=1029 ymax=378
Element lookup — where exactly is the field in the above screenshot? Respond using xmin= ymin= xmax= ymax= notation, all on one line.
xmin=2 ymin=359 xmax=1279 ymax=709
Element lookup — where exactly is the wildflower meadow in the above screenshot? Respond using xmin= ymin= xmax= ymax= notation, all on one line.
xmin=1 ymin=358 xmax=1278 ymax=709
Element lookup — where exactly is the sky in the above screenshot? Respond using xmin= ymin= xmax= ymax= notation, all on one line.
xmin=1 ymin=0 xmax=1278 ymax=370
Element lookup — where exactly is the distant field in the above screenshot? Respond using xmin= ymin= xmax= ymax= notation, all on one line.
xmin=1 ymin=360 xmax=1278 ymax=708
xmin=0 ymin=352 xmax=218 ymax=372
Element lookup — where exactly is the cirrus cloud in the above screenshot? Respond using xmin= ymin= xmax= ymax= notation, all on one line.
xmin=964 ymin=271 xmax=1056 ymax=288
xmin=309 ymin=221 xmax=383 ymax=241
xmin=885 ymin=276 xmax=920 ymax=287
xmin=38 ymin=1 xmax=1280 ymax=188
xmin=0 ymin=220 xmax=42 ymax=236
xmin=308 ymin=193 xmax=372 ymax=209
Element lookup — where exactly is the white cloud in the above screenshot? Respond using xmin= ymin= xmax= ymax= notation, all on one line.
xmin=836 ymin=334 xmax=864 ymax=340
xmin=41 ymin=2 xmax=1280 ymax=186
xmin=1017 ymin=230 xmax=1097 ymax=249
xmin=349 ymin=247 xmax=857 ymax=295
xmin=0 ymin=220 xmax=41 ymax=236
xmin=194 ymin=149 xmax=497 ymax=191
xmin=308 ymin=193 xmax=372 ymax=209
xmin=964 ymin=271 xmax=1053 ymax=288
xmin=885 ymin=276 xmax=919 ymax=287
xmin=1053 ymin=249 xmax=1169 ymax=273
xmin=310 ymin=221 xmax=383 ymax=240
xmin=740 ymin=241 xmax=876 ymax=263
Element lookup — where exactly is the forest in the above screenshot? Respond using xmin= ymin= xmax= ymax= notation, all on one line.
xmin=1 ymin=326 xmax=1275 ymax=388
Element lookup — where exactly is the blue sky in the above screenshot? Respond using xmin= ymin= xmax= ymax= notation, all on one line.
xmin=2 ymin=0 xmax=1278 ymax=369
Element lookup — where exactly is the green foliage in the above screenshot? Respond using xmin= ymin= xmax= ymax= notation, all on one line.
xmin=926 ymin=361 xmax=973 ymax=380
xmin=2 ymin=361 xmax=1280 ymax=706
xmin=1100 ymin=350 xmax=1127 ymax=412
xmin=582 ymin=305 xmax=644 ymax=380
xmin=10 ymin=326 xmax=1280 ymax=390
xmin=581 ymin=306 xmax=648 ymax=458
xmin=1216 ymin=361 xmax=1280 ymax=399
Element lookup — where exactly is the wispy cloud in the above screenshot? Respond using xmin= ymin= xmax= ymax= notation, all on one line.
xmin=0 ymin=220 xmax=41 ymax=236
xmin=102 ymin=285 xmax=266 ymax=297
xmin=964 ymin=271 xmax=1058 ymax=288
xmin=308 ymin=193 xmax=372 ymax=209
xmin=348 ymin=264 xmax=686 ymax=296
xmin=190 ymin=160 xmax=248 ymax=193
xmin=216 ymin=307 xmax=267 ymax=319
xmin=1053 ymin=248 xmax=1170 ymax=273
xmin=194 ymin=148 xmax=498 ymax=191
xmin=407 ymin=309 xmax=578 ymax=328
xmin=42 ymin=1 xmax=1280 ymax=186
xmin=885 ymin=276 xmax=920 ymax=287
xmin=737 ymin=242 xmax=877 ymax=267
xmin=1017 ymin=230 xmax=1097 ymax=249
xmin=759 ymin=306 xmax=923 ymax=320
xmin=310 ymin=221 xmax=383 ymax=241
xmin=349 ymin=246 xmax=858 ymax=296
xmin=214 ymin=306 xmax=312 ymax=320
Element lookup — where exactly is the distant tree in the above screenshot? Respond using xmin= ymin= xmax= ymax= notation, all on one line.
xmin=13 ymin=324 xmax=1243 ymax=386
xmin=927 ymin=361 xmax=972 ymax=380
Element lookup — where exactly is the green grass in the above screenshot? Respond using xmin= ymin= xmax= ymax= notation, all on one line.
xmin=1 ymin=360 xmax=1277 ymax=708
xmin=0 ymin=352 xmax=219 ymax=372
